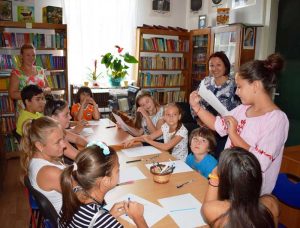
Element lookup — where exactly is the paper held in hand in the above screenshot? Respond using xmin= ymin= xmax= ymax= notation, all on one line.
xmin=198 ymin=80 xmax=229 ymax=116
xmin=112 ymin=112 xmax=137 ymax=136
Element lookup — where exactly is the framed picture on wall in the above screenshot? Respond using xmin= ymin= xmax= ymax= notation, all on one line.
xmin=243 ymin=27 xmax=255 ymax=49
xmin=0 ymin=0 xmax=13 ymax=21
xmin=232 ymin=0 xmax=256 ymax=9
xmin=152 ymin=0 xmax=170 ymax=13
xmin=198 ymin=15 xmax=206 ymax=28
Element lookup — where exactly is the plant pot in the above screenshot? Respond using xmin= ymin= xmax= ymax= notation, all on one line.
xmin=109 ymin=77 xmax=122 ymax=87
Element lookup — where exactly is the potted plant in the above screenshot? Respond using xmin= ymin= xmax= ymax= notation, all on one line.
xmin=87 ymin=59 xmax=103 ymax=87
xmin=101 ymin=45 xmax=138 ymax=87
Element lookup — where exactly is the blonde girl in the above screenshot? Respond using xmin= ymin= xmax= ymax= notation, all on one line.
xmin=125 ymin=103 xmax=188 ymax=160
xmin=20 ymin=117 xmax=66 ymax=213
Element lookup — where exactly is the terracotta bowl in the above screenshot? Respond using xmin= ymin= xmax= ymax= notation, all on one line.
xmin=150 ymin=164 xmax=173 ymax=184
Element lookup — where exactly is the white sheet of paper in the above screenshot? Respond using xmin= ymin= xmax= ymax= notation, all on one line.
xmin=88 ymin=120 xmax=101 ymax=126
xmin=158 ymin=193 xmax=206 ymax=228
xmin=121 ymin=146 xmax=161 ymax=158
xmin=79 ymin=127 xmax=94 ymax=137
xmin=112 ymin=112 xmax=137 ymax=136
xmin=105 ymin=193 xmax=168 ymax=227
xmin=145 ymin=160 xmax=193 ymax=174
xmin=119 ymin=166 xmax=147 ymax=183
xmin=198 ymin=80 xmax=229 ymax=116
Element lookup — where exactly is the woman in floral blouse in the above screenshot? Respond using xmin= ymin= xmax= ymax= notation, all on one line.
xmin=9 ymin=43 xmax=51 ymax=112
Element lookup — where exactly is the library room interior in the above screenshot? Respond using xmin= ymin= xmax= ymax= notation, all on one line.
xmin=0 ymin=0 xmax=300 ymax=227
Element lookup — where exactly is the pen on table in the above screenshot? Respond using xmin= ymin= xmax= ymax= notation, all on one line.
xmin=170 ymin=207 xmax=197 ymax=213
xmin=176 ymin=179 xmax=195 ymax=189
xmin=106 ymin=125 xmax=116 ymax=128
xmin=116 ymin=181 xmax=134 ymax=186
xmin=126 ymin=159 xmax=142 ymax=163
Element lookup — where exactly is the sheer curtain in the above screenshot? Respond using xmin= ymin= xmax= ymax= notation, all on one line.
xmin=63 ymin=0 xmax=138 ymax=85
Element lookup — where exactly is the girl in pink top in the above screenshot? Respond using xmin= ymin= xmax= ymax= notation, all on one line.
xmin=189 ymin=54 xmax=289 ymax=195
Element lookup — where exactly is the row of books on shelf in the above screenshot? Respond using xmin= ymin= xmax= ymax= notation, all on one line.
xmin=138 ymin=72 xmax=184 ymax=87
xmin=2 ymin=135 xmax=18 ymax=153
xmin=144 ymin=88 xmax=186 ymax=104
xmin=46 ymin=72 xmax=66 ymax=89
xmin=1 ymin=116 xmax=16 ymax=133
xmin=140 ymin=56 xmax=185 ymax=70
xmin=142 ymin=38 xmax=189 ymax=52
xmin=0 ymin=94 xmax=15 ymax=113
xmin=0 ymin=32 xmax=65 ymax=49
xmin=0 ymin=54 xmax=65 ymax=70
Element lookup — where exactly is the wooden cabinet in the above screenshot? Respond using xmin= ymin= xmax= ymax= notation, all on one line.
xmin=0 ymin=21 xmax=68 ymax=158
xmin=211 ymin=23 xmax=256 ymax=74
xmin=190 ymin=28 xmax=211 ymax=91
xmin=135 ymin=27 xmax=190 ymax=104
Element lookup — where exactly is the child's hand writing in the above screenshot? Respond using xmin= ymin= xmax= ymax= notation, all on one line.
xmin=124 ymin=200 xmax=144 ymax=221
xmin=110 ymin=201 xmax=126 ymax=218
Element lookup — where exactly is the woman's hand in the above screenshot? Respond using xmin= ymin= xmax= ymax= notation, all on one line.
xmin=137 ymin=107 xmax=148 ymax=118
xmin=110 ymin=201 xmax=126 ymax=218
xmin=189 ymin=91 xmax=201 ymax=110
xmin=224 ymin=116 xmax=238 ymax=135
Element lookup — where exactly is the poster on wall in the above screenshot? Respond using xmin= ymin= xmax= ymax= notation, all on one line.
xmin=243 ymin=27 xmax=255 ymax=49
xmin=152 ymin=0 xmax=170 ymax=14
xmin=232 ymin=0 xmax=256 ymax=9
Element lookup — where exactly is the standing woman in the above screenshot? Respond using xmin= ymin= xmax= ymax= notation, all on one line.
xmin=190 ymin=53 xmax=289 ymax=194
xmin=20 ymin=117 xmax=66 ymax=213
xmin=195 ymin=51 xmax=240 ymax=158
xmin=9 ymin=43 xmax=51 ymax=111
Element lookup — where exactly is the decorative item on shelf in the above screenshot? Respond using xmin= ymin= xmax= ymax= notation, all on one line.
xmin=216 ymin=8 xmax=230 ymax=26
xmin=87 ymin=59 xmax=103 ymax=87
xmin=42 ymin=6 xmax=63 ymax=24
xmin=0 ymin=0 xmax=12 ymax=21
xmin=101 ymin=45 xmax=138 ymax=87
xmin=17 ymin=5 xmax=35 ymax=23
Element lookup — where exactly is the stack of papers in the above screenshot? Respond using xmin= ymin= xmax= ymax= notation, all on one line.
xmin=121 ymin=146 xmax=161 ymax=157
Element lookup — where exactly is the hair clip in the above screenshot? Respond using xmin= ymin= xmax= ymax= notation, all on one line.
xmin=87 ymin=141 xmax=110 ymax=155
xmin=73 ymin=162 xmax=78 ymax=171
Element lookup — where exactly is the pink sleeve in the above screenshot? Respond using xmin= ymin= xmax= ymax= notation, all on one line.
xmin=249 ymin=112 xmax=289 ymax=172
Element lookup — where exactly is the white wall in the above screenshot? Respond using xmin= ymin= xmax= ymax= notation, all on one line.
xmin=136 ymin=0 xmax=188 ymax=28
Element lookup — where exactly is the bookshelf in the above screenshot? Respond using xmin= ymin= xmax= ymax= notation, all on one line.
xmin=136 ymin=26 xmax=191 ymax=104
xmin=190 ymin=28 xmax=211 ymax=91
xmin=0 ymin=21 xmax=68 ymax=158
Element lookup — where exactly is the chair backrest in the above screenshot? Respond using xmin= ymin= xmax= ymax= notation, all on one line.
xmin=24 ymin=176 xmax=58 ymax=227
xmin=272 ymin=173 xmax=300 ymax=209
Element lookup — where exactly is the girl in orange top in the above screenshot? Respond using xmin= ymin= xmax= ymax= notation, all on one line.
xmin=71 ymin=86 xmax=100 ymax=121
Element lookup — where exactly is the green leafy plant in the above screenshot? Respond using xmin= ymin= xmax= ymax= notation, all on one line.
xmin=101 ymin=45 xmax=138 ymax=79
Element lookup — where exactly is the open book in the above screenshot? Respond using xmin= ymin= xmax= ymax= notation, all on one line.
xmin=112 ymin=112 xmax=138 ymax=136
xmin=198 ymin=80 xmax=229 ymax=116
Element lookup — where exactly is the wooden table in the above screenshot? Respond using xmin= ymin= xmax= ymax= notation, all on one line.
xmin=86 ymin=119 xmax=209 ymax=227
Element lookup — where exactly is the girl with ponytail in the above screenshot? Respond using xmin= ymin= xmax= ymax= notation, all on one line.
xmin=58 ymin=142 xmax=148 ymax=228
xmin=190 ymin=53 xmax=289 ymax=194
xmin=20 ymin=116 xmax=67 ymax=213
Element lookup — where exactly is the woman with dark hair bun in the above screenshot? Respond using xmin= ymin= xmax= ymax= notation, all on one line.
xmin=202 ymin=147 xmax=279 ymax=227
xmin=190 ymin=53 xmax=289 ymax=194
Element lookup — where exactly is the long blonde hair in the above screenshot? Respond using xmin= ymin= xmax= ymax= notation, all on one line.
xmin=20 ymin=116 xmax=62 ymax=176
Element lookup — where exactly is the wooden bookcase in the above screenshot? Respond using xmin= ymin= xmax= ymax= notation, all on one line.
xmin=135 ymin=27 xmax=191 ymax=104
xmin=190 ymin=28 xmax=211 ymax=91
xmin=0 ymin=21 xmax=68 ymax=159
xmin=210 ymin=23 xmax=256 ymax=74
